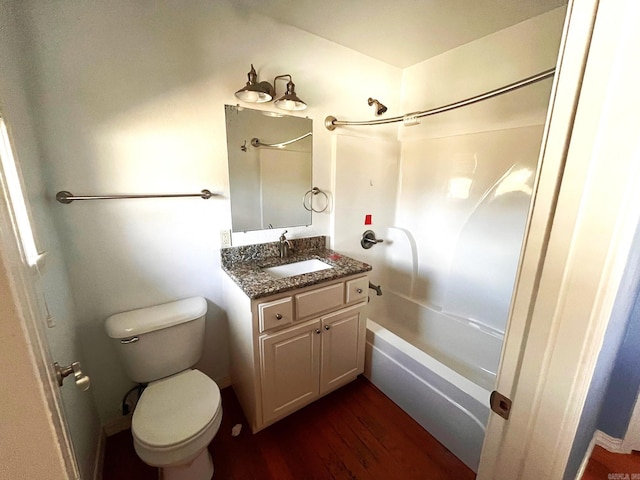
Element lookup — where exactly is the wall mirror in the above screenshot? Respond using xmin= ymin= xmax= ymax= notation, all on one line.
xmin=225 ymin=105 xmax=313 ymax=232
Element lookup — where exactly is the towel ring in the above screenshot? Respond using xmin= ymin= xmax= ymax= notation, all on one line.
xmin=303 ymin=187 xmax=329 ymax=213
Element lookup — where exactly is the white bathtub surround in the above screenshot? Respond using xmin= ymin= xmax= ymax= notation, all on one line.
xmin=369 ymin=291 xmax=502 ymax=391
xmin=365 ymin=320 xmax=490 ymax=472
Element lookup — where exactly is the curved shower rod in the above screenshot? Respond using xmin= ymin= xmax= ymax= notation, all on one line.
xmin=251 ymin=131 xmax=312 ymax=148
xmin=325 ymin=68 xmax=555 ymax=131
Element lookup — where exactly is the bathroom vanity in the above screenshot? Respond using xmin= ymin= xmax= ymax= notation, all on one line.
xmin=221 ymin=236 xmax=371 ymax=432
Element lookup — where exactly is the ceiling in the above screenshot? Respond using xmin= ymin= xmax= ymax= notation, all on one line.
xmin=233 ymin=0 xmax=567 ymax=68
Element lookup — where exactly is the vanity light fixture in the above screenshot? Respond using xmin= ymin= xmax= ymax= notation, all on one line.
xmin=234 ymin=64 xmax=273 ymax=103
xmin=235 ymin=64 xmax=307 ymax=111
xmin=273 ymin=74 xmax=307 ymax=111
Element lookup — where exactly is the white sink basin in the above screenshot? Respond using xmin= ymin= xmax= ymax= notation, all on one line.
xmin=262 ymin=259 xmax=333 ymax=279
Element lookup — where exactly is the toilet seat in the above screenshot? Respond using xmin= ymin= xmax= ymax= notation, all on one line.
xmin=132 ymin=369 xmax=222 ymax=467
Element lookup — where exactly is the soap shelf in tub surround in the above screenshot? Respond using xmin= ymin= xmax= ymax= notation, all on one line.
xmin=221 ymin=236 xmax=371 ymax=299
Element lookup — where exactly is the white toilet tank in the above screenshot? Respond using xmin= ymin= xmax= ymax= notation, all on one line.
xmin=105 ymin=297 xmax=208 ymax=383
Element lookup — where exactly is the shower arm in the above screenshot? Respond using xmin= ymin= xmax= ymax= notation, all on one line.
xmin=325 ymin=68 xmax=555 ymax=130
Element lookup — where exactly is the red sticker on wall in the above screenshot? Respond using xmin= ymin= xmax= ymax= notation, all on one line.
xmin=365 ymin=214 xmax=372 ymax=225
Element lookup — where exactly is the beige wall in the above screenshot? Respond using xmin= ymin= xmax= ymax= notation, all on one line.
xmin=400 ymin=7 xmax=567 ymax=140
xmin=1 ymin=0 xmax=103 ymax=477
xmin=0 ymin=257 xmax=67 ymax=480
xmin=15 ymin=0 xmax=401 ymax=424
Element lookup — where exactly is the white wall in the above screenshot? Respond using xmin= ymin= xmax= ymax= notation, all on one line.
xmin=332 ymin=134 xmax=400 ymax=290
xmin=16 ymin=0 xmax=401 ymax=423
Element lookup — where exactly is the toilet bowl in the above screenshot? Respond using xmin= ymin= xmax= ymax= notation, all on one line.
xmin=105 ymin=297 xmax=222 ymax=480
xmin=132 ymin=370 xmax=222 ymax=479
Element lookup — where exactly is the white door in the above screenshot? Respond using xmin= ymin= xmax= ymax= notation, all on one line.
xmin=478 ymin=0 xmax=640 ymax=478
xmin=0 ymin=116 xmax=96 ymax=479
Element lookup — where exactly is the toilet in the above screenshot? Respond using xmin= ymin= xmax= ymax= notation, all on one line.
xmin=105 ymin=297 xmax=222 ymax=480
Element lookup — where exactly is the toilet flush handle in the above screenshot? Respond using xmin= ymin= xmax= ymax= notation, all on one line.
xmin=54 ymin=361 xmax=91 ymax=391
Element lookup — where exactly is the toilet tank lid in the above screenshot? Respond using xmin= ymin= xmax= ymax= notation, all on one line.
xmin=105 ymin=297 xmax=207 ymax=339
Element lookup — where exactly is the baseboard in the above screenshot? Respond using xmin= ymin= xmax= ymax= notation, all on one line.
xmin=93 ymin=429 xmax=106 ymax=480
xmin=103 ymin=413 xmax=133 ymax=437
xmin=575 ymin=430 xmax=630 ymax=480
xmin=594 ymin=430 xmax=631 ymax=454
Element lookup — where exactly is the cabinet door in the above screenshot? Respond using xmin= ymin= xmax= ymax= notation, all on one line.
xmin=320 ymin=304 xmax=365 ymax=395
xmin=260 ymin=319 xmax=321 ymax=424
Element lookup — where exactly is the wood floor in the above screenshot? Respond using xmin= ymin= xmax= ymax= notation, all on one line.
xmin=103 ymin=376 xmax=475 ymax=480
xmin=581 ymin=446 xmax=640 ymax=480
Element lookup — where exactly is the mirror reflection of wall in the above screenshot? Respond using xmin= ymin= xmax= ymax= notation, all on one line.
xmin=225 ymin=105 xmax=312 ymax=232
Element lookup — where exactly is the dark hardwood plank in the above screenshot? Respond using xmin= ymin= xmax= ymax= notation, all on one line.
xmin=102 ymin=429 xmax=157 ymax=480
xmin=350 ymin=380 xmax=470 ymax=477
xmin=104 ymin=376 xmax=476 ymax=480
xmin=582 ymin=446 xmax=640 ymax=480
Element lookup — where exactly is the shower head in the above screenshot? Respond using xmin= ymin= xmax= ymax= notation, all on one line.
xmin=368 ymin=97 xmax=388 ymax=116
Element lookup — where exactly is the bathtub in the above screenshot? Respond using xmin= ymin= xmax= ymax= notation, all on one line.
xmin=364 ymin=290 xmax=503 ymax=472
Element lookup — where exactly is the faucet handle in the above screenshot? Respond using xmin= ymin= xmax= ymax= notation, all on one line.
xmin=280 ymin=230 xmax=288 ymax=240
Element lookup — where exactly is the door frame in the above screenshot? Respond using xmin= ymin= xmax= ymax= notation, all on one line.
xmin=478 ymin=0 xmax=640 ymax=478
xmin=0 ymin=152 xmax=79 ymax=478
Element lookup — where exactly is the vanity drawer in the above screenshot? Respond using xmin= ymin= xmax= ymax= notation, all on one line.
xmin=258 ymin=297 xmax=293 ymax=332
xmin=295 ymin=283 xmax=344 ymax=320
xmin=346 ymin=276 xmax=369 ymax=304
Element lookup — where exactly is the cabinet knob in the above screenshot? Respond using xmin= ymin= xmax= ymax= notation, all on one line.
xmin=275 ymin=313 xmax=283 ymax=320
xmin=324 ymin=325 xmax=331 ymax=331
xmin=356 ymin=288 xmax=363 ymax=294
xmin=314 ymin=328 xmax=321 ymax=335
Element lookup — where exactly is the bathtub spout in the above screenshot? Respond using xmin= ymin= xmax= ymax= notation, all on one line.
xmin=369 ymin=282 xmax=383 ymax=296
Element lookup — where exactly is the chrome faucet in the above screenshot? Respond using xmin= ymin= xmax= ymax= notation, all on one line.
xmin=279 ymin=230 xmax=294 ymax=258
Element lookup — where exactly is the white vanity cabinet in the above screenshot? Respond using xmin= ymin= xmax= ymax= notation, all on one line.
xmin=224 ymin=273 xmax=368 ymax=433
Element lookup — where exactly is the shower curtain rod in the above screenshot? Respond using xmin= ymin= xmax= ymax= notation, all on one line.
xmin=324 ymin=68 xmax=555 ymax=131
xmin=55 ymin=189 xmax=219 ymax=204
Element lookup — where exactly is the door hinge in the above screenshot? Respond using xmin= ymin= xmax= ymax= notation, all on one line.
xmin=490 ymin=390 xmax=512 ymax=420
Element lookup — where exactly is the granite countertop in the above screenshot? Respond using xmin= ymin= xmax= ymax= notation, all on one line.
xmin=221 ymin=236 xmax=371 ymax=299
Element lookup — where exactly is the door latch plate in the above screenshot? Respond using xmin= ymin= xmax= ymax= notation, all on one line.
xmin=490 ymin=390 xmax=512 ymax=420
